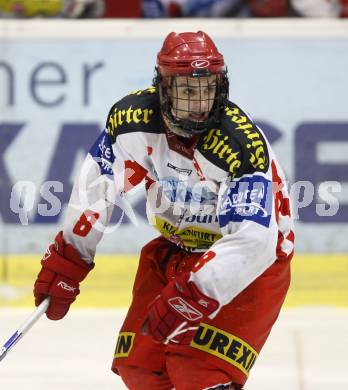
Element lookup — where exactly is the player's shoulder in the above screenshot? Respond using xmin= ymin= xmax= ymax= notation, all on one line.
xmin=197 ymin=101 xmax=270 ymax=178
xmin=105 ymin=87 xmax=164 ymax=142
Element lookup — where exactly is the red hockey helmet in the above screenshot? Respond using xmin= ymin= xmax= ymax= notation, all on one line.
xmin=157 ymin=31 xmax=225 ymax=77
xmin=154 ymin=31 xmax=229 ymax=138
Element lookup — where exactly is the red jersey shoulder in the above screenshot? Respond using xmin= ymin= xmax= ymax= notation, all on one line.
xmin=197 ymin=102 xmax=270 ymax=178
xmin=105 ymin=87 xmax=164 ymax=142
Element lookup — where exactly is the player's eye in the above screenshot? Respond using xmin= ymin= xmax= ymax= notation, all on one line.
xmin=208 ymin=84 xmax=216 ymax=93
xmin=183 ymin=87 xmax=195 ymax=96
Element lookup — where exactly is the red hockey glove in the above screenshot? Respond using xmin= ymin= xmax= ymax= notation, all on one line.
xmin=33 ymin=232 xmax=94 ymax=320
xmin=143 ymin=273 xmax=219 ymax=344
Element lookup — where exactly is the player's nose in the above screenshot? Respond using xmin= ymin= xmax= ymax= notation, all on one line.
xmin=192 ymin=97 xmax=209 ymax=113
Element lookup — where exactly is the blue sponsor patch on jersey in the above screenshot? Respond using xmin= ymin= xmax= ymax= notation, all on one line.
xmin=159 ymin=176 xmax=217 ymax=205
xmin=89 ymin=131 xmax=115 ymax=176
xmin=219 ymin=175 xmax=273 ymax=228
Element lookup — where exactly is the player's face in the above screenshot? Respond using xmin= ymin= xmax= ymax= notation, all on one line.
xmin=169 ymin=75 xmax=217 ymax=122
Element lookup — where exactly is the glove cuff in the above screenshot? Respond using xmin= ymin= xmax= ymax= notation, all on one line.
xmin=41 ymin=232 xmax=94 ymax=282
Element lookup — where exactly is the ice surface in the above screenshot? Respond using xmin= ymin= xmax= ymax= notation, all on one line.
xmin=0 ymin=308 xmax=347 ymax=390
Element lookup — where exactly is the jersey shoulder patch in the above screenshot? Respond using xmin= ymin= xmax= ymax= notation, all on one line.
xmin=223 ymin=102 xmax=269 ymax=176
xmin=197 ymin=102 xmax=269 ymax=178
xmin=197 ymin=126 xmax=243 ymax=178
xmin=105 ymin=87 xmax=164 ymax=142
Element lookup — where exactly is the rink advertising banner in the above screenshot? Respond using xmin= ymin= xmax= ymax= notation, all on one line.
xmin=0 ymin=20 xmax=348 ymax=253
xmin=1 ymin=253 xmax=347 ymax=308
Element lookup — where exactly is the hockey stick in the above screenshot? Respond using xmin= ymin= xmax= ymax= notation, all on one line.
xmin=0 ymin=297 xmax=50 ymax=362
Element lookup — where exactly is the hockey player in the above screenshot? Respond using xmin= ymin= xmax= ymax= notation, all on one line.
xmin=33 ymin=31 xmax=294 ymax=390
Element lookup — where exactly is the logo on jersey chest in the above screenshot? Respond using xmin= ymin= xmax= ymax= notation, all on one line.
xmin=159 ymin=177 xmax=216 ymax=204
xmin=167 ymin=162 xmax=192 ymax=176
xmin=219 ymin=175 xmax=272 ymax=228
xmin=184 ymin=214 xmax=219 ymax=224
xmin=152 ymin=216 xmax=221 ymax=250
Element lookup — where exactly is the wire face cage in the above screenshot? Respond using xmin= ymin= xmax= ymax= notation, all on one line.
xmin=156 ymin=70 xmax=229 ymax=138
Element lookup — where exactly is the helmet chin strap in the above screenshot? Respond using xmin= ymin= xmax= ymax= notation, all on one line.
xmin=165 ymin=112 xmax=208 ymax=138
xmin=162 ymin=114 xmax=193 ymax=138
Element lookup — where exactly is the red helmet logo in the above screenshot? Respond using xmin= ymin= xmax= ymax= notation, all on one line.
xmin=157 ymin=31 xmax=224 ymax=77
xmin=191 ymin=59 xmax=210 ymax=69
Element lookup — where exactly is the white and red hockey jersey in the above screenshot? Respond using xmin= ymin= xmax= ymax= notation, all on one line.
xmin=63 ymin=87 xmax=294 ymax=308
